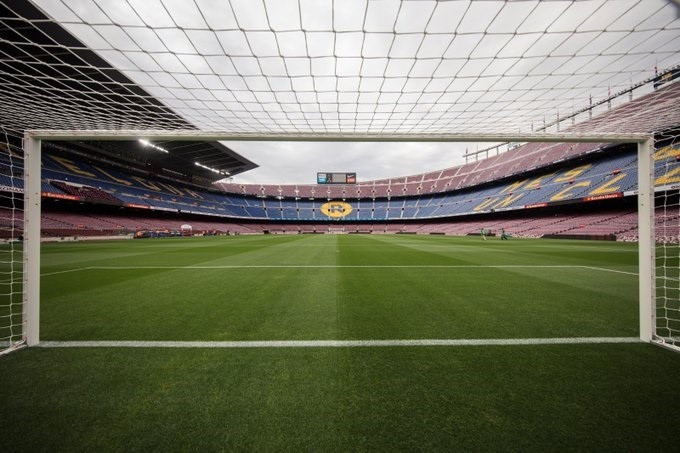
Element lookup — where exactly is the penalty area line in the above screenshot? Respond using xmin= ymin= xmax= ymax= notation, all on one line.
xmin=40 ymin=265 xmax=637 ymax=275
xmin=38 ymin=337 xmax=641 ymax=349
xmin=41 ymin=267 xmax=94 ymax=277
xmin=580 ymin=266 xmax=638 ymax=276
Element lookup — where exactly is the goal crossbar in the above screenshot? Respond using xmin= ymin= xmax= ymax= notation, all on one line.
xmin=25 ymin=130 xmax=650 ymax=143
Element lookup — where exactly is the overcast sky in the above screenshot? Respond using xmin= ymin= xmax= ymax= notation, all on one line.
xmin=221 ymin=141 xmax=498 ymax=184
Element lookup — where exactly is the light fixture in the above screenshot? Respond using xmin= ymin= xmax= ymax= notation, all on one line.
xmin=194 ymin=161 xmax=227 ymax=175
xmin=138 ymin=139 xmax=168 ymax=153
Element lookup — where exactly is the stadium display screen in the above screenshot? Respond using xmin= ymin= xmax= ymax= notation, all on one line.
xmin=317 ymin=172 xmax=356 ymax=184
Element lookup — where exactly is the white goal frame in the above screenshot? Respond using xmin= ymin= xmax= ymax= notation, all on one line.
xmin=20 ymin=130 xmax=657 ymax=350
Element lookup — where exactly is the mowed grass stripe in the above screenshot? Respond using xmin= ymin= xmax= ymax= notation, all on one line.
xmin=365 ymin=234 xmax=639 ymax=268
xmin=38 ymin=234 xmax=313 ymax=272
xmin=4 ymin=235 xmax=679 ymax=452
xmin=39 ymin=234 xmax=640 ymax=269
xmin=2 ymin=345 xmax=679 ymax=451
xmin=39 ymin=235 xmax=638 ymax=341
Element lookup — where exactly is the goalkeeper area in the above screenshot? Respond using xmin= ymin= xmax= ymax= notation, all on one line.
xmin=2 ymin=234 xmax=680 ymax=450
xmin=34 ymin=235 xmax=644 ymax=341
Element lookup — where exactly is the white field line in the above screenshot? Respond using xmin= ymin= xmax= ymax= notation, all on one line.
xmin=41 ymin=267 xmax=94 ymax=277
xmin=580 ymin=266 xmax=639 ymax=276
xmin=38 ymin=337 xmax=641 ymax=348
xmin=40 ymin=265 xmax=638 ymax=276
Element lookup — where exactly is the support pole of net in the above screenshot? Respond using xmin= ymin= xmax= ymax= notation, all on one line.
xmin=637 ymin=137 xmax=655 ymax=342
xmin=23 ymin=134 xmax=41 ymax=347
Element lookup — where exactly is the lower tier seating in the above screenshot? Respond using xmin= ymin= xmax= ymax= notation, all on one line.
xmin=0 ymin=205 xmax=673 ymax=242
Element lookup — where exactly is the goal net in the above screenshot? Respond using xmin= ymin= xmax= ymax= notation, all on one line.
xmin=0 ymin=0 xmax=679 ymax=354
xmin=654 ymin=132 xmax=680 ymax=350
xmin=0 ymin=128 xmax=24 ymax=354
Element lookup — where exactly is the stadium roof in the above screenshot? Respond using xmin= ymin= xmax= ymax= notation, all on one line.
xmin=56 ymin=139 xmax=258 ymax=181
xmin=0 ymin=0 xmax=260 ymax=180
xmin=1 ymin=0 xmax=679 ymax=141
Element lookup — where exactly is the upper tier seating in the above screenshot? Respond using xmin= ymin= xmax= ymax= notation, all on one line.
xmin=21 ymin=144 xmax=676 ymax=222
xmin=49 ymin=181 xmax=122 ymax=204
xmin=216 ymin=81 xmax=680 ymax=199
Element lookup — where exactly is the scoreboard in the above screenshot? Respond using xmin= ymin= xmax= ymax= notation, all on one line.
xmin=317 ymin=172 xmax=356 ymax=184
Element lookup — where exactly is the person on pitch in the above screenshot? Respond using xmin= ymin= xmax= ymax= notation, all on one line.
xmin=501 ymin=228 xmax=509 ymax=240
xmin=481 ymin=227 xmax=487 ymax=240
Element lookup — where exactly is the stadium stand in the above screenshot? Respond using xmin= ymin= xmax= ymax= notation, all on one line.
xmin=49 ymin=181 xmax=122 ymax=204
xmin=25 ymin=143 xmax=660 ymax=223
xmin=0 ymin=78 xmax=678 ymax=243
xmin=6 ymin=202 xmax=666 ymax=243
xmin=215 ymin=81 xmax=680 ymax=199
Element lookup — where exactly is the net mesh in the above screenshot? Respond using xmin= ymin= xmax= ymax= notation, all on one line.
xmin=0 ymin=0 xmax=676 ymax=134
xmin=0 ymin=0 xmax=679 ymax=353
xmin=654 ymin=131 xmax=680 ymax=350
xmin=0 ymin=128 xmax=23 ymax=354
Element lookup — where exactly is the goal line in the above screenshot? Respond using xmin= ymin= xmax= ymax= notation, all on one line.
xmin=37 ymin=337 xmax=641 ymax=349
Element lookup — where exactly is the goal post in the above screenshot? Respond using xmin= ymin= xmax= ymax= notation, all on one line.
xmin=12 ymin=130 xmax=669 ymax=353
xmin=637 ymin=138 xmax=655 ymax=343
xmin=23 ymin=134 xmax=41 ymax=347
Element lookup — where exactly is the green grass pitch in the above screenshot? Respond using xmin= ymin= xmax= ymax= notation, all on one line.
xmin=1 ymin=234 xmax=680 ymax=451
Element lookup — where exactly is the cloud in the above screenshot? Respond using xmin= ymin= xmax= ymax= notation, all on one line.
xmin=221 ymin=141 xmax=500 ymax=184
